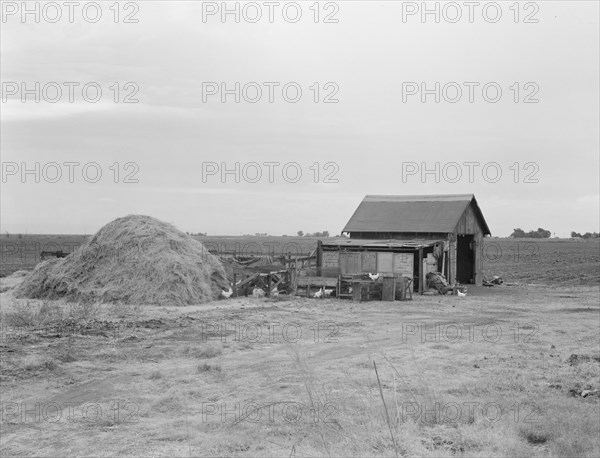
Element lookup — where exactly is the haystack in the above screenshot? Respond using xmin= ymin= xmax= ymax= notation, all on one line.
xmin=15 ymin=215 xmax=229 ymax=306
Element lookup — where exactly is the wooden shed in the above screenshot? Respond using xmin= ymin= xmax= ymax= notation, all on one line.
xmin=335 ymin=194 xmax=491 ymax=287
xmin=317 ymin=238 xmax=442 ymax=294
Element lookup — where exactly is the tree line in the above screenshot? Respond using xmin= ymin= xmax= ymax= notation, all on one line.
xmin=570 ymin=231 xmax=600 ymax=239
xmin=297 ymin=231 xmax=330 ymax=237
xmin=509 ymin=228 xmax=551 ymax=238
xmin=509 ymin=228 xmax=599 ymax=239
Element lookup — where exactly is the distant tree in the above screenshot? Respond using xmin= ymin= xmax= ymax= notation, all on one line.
xmin=510 ymin=228 xmax=526 ymax=238
xmin=535 ymin=228 xmax=551 ymax=238
xmin=572 ymin=231 xmax=599 ymax=239
xmin=510 ymin=227 xmax=551 ymax=238
xmin=302 ymin=231 xmax=330 ymax=237
xmin=297 ymin=230 xmax=304 ymax=237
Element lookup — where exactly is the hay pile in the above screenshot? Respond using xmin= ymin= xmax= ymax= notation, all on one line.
xmin=15 ymin=215 xmax=230 ymax=306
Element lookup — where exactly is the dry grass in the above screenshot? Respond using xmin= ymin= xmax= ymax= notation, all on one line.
xmin=149 ymin=370 xmax=163 ymax=380
xmin=183 ymin=343 xmax=223 ymax=359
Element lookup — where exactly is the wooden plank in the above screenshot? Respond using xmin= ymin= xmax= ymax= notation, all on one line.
xmin=393 ymin=253 xmax=413 ymax=277
xmin=441 ymin=250 xmax=446 ymax=278
xmin=377 ymin=252 xmax=393 ymax=273
xmin=352 ymin=282 xmax=362 ymax=301
xmin=340 ymin=252 xmax=361 ymax=274
xmin=418 ymin=248 xmax=423 ymax=295
xmin=271 ymin=276 xmax=285 ymax=291
xmin=361 ymin=252 xmax=377 ymax=273
xmin=382 ymin=276 xmax=395 ymax=301
xmin=448 ymin=235 xmax=456 ymax=286
xmin=406 ymin=278 xmax=413 ymax=300
xmin=292 ymin=267 xmax=298 ymax=295
xmin=316 ymin=240 xmax=323 ymax=275
xmin=232 ymin=266 xmax=262 ymax=277
xmin=233 ymin=272 xmax=260 ymax=292
xmin=296 ymin=276 xmax=338 ymax=287
xmin=322 ymin=251 xmax=339 ymax=268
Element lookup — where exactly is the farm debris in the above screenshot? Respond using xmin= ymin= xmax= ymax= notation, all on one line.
xmin=14 ymin=215 xmax=229 ymax=306
xmin=483 ymin=275 xmax=504 ymax=287
xmin=582 ymin=389 xmax=599 ymax=398
xmin=426 ymin=272 xmax=453 ymax=295
xmin=218 ymin=256 xmax=294 ymax=298
xmin=40 ymin=250 xmax=68 ymax=260
xmin=568 ymin=385 xmax=600 ymax=398
xmin=567 ymin=354 xmax=600 ymax=366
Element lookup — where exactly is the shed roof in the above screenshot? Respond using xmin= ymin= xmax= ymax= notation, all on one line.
xmin=342 ymin=194 xmax=491 ymax=235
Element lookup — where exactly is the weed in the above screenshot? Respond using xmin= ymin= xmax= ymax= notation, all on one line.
xmin=149 ymin=370 xmax=163 ymax=380
xmin=183 ymin=343 xmax=223 ymax=359
xmin=68 ymin=301 xmax=100 ymax=320
xmin=3 ymin=300 xmax=63 ymax=328
xmin=196 ymin=362 xmax=222 ymax=373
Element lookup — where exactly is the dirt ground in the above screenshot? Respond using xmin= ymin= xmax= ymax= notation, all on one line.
xmin=1 ymin=274 xmax=599 ymax=457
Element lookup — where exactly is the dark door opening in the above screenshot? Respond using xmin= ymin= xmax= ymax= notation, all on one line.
xmin=457 ymin=234 xmax=475 ymax=284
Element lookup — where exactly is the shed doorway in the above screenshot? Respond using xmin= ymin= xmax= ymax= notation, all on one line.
xmin=456 ymin=234 xmax=475 ymax=284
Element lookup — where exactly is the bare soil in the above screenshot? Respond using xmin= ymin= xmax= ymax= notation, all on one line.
xmin=1 ymin=279 xmax=599 ymax=457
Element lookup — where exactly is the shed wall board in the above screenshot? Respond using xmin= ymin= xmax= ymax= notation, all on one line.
xmin=322 ymin=252 xmax=339 ymax=269
xmin=340 ymin=252 xmax=361 ymax=274
xmin=377 ymin=252 xmax=394 ymax=273
xmin=393 ymin=253 xmax=414 ymax=277
xmin=362 ymin=252 xmax=377 ymax=272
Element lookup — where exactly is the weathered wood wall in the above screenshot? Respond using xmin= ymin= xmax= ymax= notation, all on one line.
xmin=349 ymin=232 xmax=446 ymax=240
xmin=318 ymin=250 xmax=415 ymax=277
xmin=453 ymin=202 xmax=485 ymax=286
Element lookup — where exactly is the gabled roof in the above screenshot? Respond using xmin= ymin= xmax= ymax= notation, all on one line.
xmin=342 ymin=194 xmax=491 ymax=235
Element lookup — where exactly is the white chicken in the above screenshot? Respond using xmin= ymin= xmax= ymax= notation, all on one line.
xmin=368 ymin=273 xmax=380 ymax=281
xmin=457 ymin=289 xmax=467 ymax=297
xmin=252 ymin=287 xmax=265 ymax=298
xmin=324 ymin=288 xmax=334 ymax=297
xmin=314 ymin=288 xmax=324 ymax=298
xmin=221 ymin=288 xmax=233 ymax=298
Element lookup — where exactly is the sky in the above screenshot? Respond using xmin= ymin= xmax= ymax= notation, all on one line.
xmin=1 ymin=1 xmax=599 ymax=237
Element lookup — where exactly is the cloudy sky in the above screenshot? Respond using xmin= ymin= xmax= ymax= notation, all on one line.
xmin=1 ymin=1 xmax=598 ymax=237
